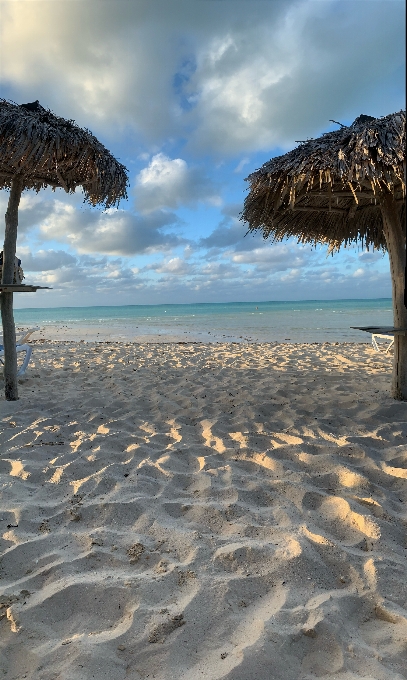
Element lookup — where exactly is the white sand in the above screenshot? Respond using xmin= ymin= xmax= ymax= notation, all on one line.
xmin=0 ymin=340 xmax=406 ymax=680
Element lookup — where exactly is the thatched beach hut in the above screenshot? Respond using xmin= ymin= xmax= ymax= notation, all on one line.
xmin=241 ymin=111 xmax=406 ymax=399
xmin=0 ymin=99 xmax=128 ymax=400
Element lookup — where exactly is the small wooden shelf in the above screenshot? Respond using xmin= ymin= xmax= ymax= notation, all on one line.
xmin=351 ymin=326 xmax=407 ymax=335
xmin=0 ymin=284 xmax=52 ymax=293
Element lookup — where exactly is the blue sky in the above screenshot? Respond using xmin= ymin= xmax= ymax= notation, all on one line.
xmin=0 ymin=0 xmax=405 ymax=308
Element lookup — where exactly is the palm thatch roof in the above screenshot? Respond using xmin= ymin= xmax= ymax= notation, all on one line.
xmin=241 ymin=111 xmax=405 ymax=251
xmin=0 ymin=100 xmax=128 ymax=207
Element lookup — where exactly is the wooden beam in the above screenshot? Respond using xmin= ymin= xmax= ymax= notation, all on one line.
xmin=0 ymin=285 xmax=51 ymax=292
xmin=307 ymin=191 xmax=375 ymax=199
xmin=292 ymin=206 xmax=347 ymax=215
xmin=298 ymin=188 xmax=403 ymax=201
xmin=0 ymin=170 xmax=64 ymax=190
xmin=292 ymin=202 xmax=384 ymax=215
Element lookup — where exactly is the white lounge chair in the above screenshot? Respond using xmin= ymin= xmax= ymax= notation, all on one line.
xmin=350 ymin=326 xmax=403 ymax=355
xmin=371 ymin=333 xmax=394 ymax=354
xmin=0 ymin=327 xmax=39 ymax=376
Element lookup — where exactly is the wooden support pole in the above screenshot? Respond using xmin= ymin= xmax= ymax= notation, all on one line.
xmin=405 ymin=205 xmax=407 ymax=309
xmin=1 ymin=177 xmax=23 ymax=401
xmin=380 ymin=186 xmax=407 ymax=400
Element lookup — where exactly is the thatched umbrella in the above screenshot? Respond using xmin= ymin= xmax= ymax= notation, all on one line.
xmin=0 ymin=100 xmax=128 ymax=400
xmin=241 ymin=111 xmax=406 ymax=399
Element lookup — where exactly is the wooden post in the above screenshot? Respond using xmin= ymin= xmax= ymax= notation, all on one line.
xmin=405 ymin=203 xmax=407 ymax=309
xmin=1 ymin=177 xmax=23 ymax=400
xmin=380 ymin=186 xmax=407 ymax=400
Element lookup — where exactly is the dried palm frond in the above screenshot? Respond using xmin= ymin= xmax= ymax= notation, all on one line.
xmin=0 ymin=99 xmax=128 ymax=207
xmin=241 ymin=111 xmax=405 ymax=251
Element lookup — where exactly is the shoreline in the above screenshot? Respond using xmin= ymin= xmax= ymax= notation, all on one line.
xmin=19 ymin=324 xmax=373 ymax=345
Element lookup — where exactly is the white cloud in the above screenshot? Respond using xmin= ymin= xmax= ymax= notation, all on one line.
xmin=234 ymin=158 xmax=250 ymax=173
xmin=134 ymin=154 xmax=219 ymax=212
xmin=37 ymin=200 xmax=183 ymax=256
xmin=18 ymin=248 xmax=76 ymax=272
xmin=200 ymin=221 xmax=246 ymax=250
xmin=231 ymin=244 xmax=307 ymax=272
xmin=280 ymin=268 xmax=301 ymax=283
xmin=148 ymin=257 xmax=194 ymax=276
xmin=185 ymin=1 xmax=405 ymax=153
xmin=1 ymin=0 xmax=400 ymax=307
xmin=0 ymin=0 xmax=403 ymax=154
xmin=13 ymin=243 xmax=392 ymax=308
xmin=200 ymin=261 xmax=236 ymax=280
xmin=0 ymin=191 xmax=57 ymax=236
xmin=359 ymin=250 xmax=383 ymax=263
xmin=232 ymin=245 xmax=288 ymax=264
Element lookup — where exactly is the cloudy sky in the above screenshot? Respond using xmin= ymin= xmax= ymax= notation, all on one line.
xmin=0 ymin=0 xmax=405 ymax=308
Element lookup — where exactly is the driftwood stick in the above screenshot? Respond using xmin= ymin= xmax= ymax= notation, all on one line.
xmin=1 ymin=176 xmax=23 ymax=400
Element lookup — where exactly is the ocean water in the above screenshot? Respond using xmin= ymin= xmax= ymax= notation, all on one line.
xmin=14 ymin=299 xmax=393 ymax=343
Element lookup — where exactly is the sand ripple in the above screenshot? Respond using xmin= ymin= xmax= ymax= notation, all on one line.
xmin=0 ymin=342 xmax=406 ymax=679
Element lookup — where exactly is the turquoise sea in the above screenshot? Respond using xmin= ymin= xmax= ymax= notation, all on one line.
xmin=14 ymin=299 xmax=393 ymax=343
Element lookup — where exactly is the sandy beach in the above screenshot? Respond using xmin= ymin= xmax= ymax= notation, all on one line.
xmin=0 ymin=339 xmax=406 ymax=680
